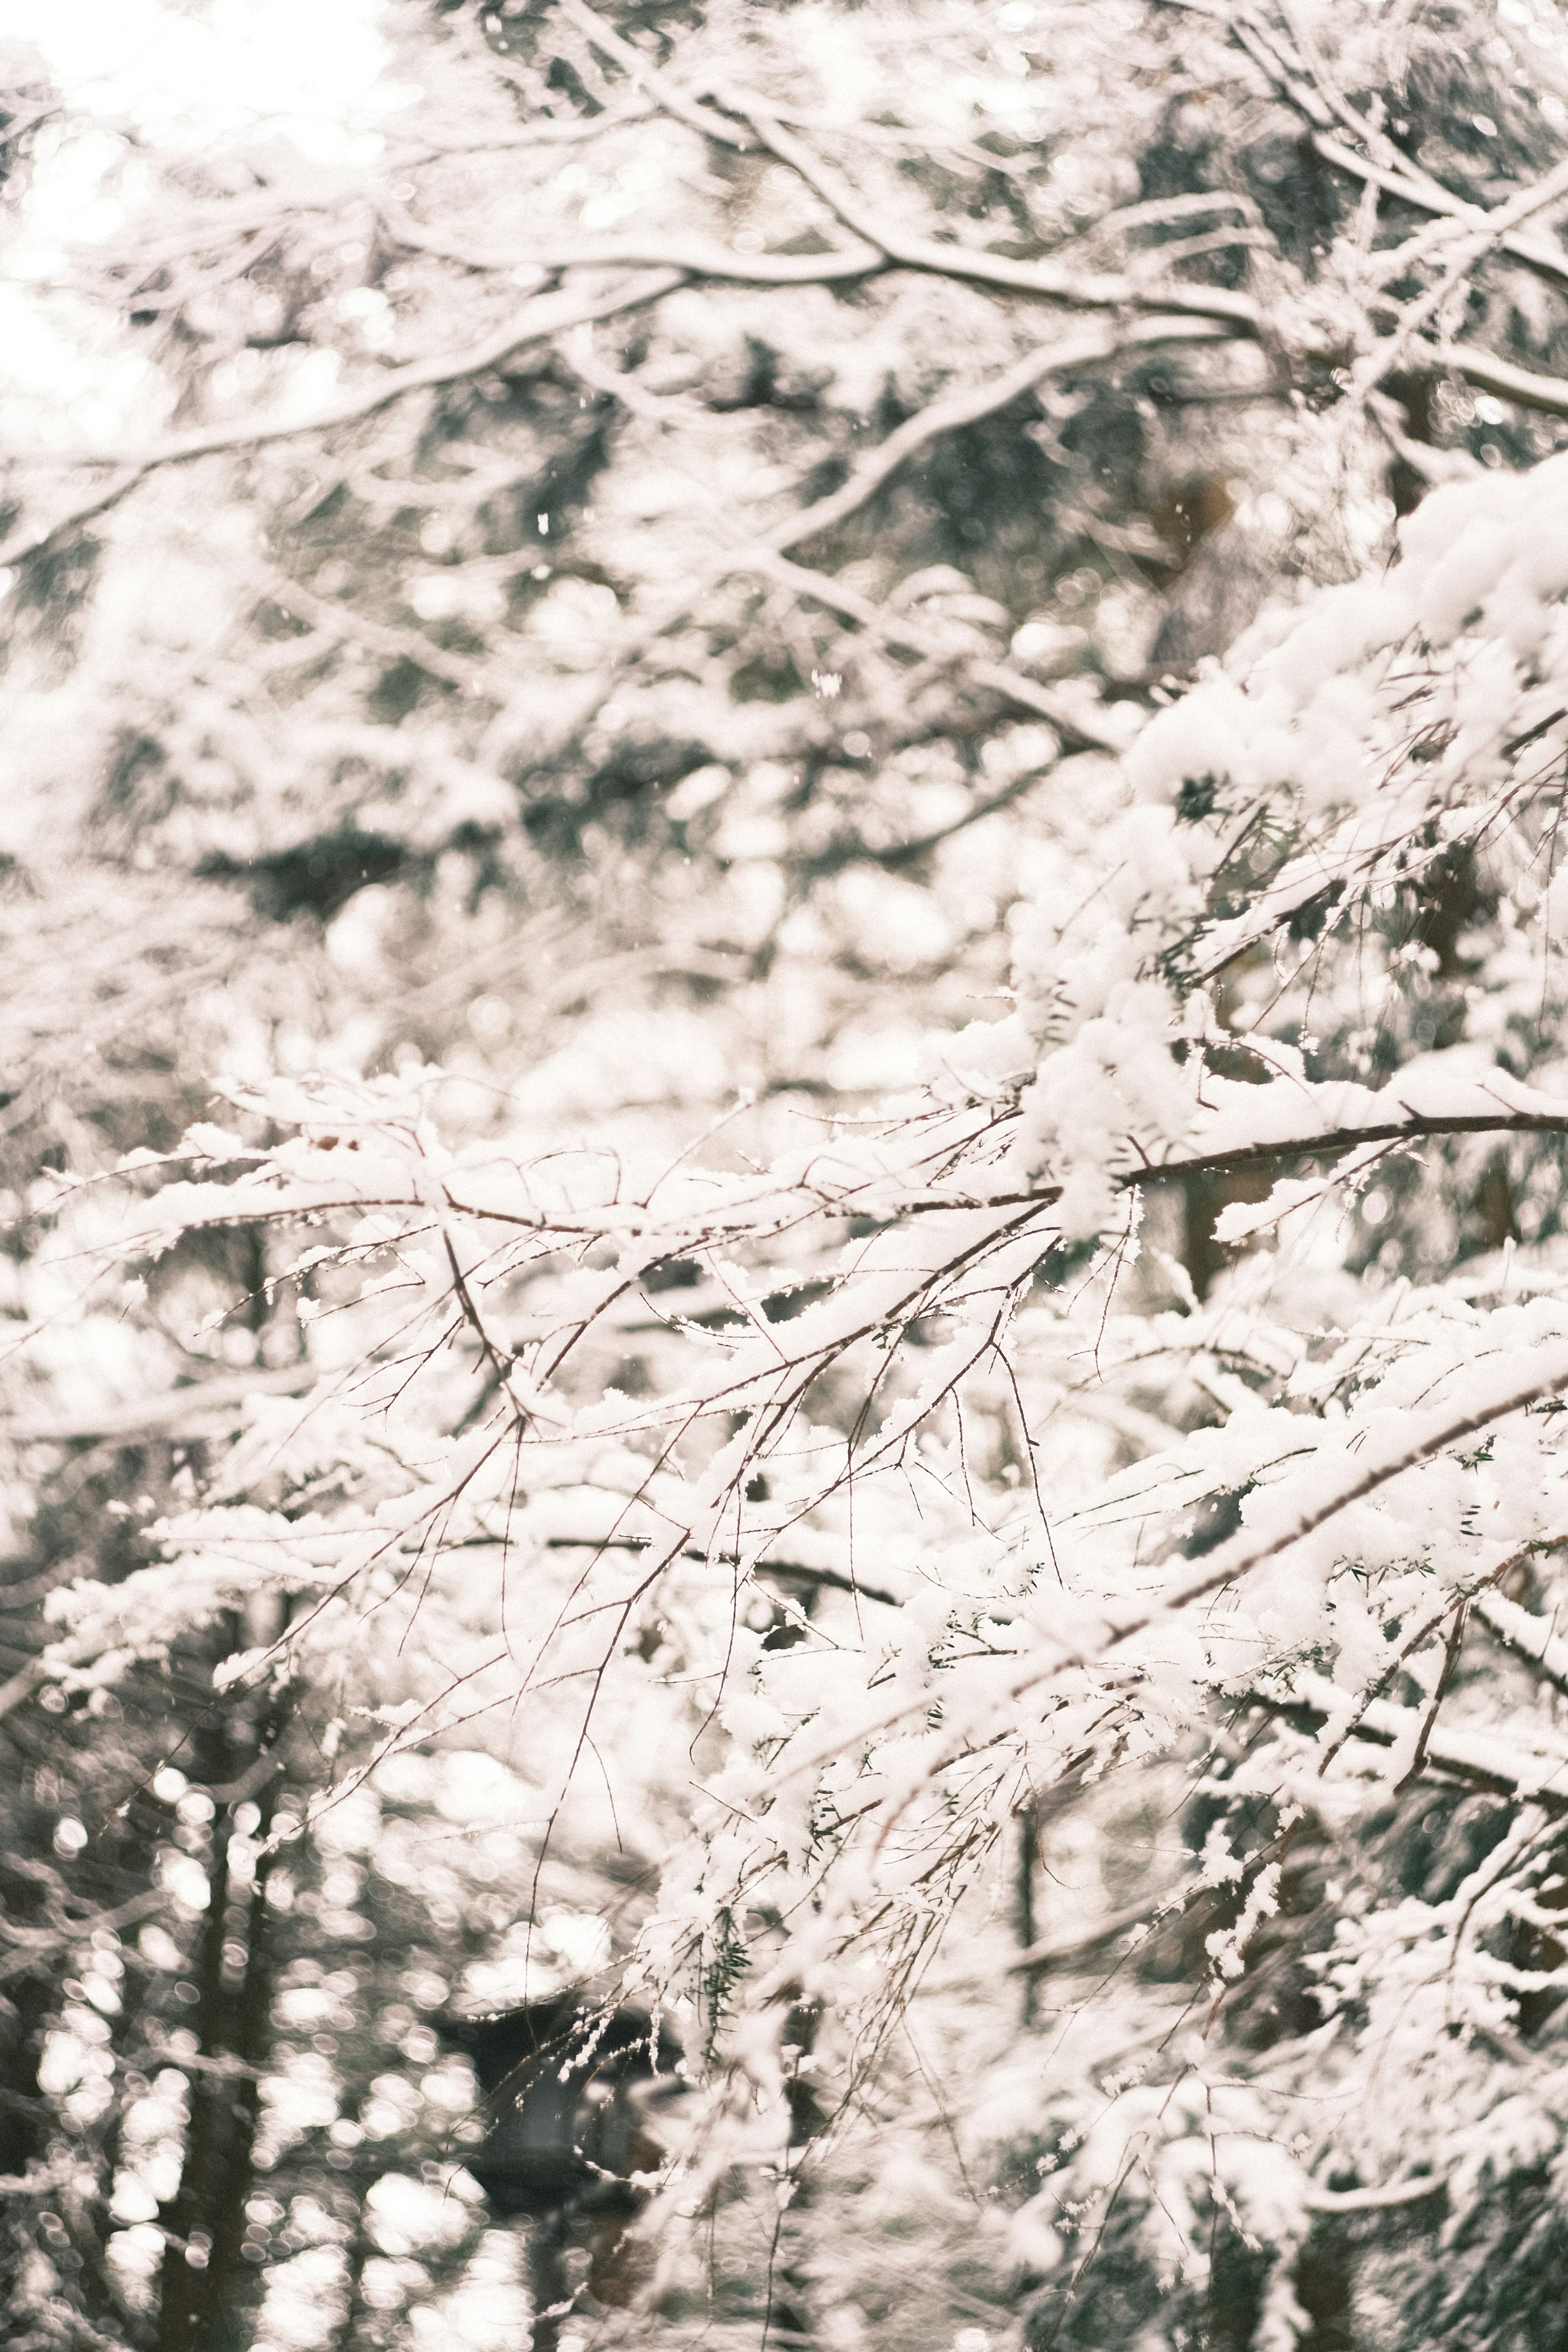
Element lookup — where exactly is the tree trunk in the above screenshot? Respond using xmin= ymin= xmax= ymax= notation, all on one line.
xmin=526 ymin=2208 xmax=573 ymax=2352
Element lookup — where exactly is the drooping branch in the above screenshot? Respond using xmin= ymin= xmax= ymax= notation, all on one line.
xmin=762 ymin=1339 xmax=1568 ymax=1794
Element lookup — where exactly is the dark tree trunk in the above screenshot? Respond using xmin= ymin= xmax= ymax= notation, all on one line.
xmin=526 ymin=2207 xmax=573 ymax=2352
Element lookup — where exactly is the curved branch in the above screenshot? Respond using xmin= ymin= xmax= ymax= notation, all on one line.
xmin=740 ymin=102 xmax=1261 ymax=328
xmin=510 ymin=225 xmax=1260 ymax=330
xmin=264 ymin=574 xmax=491 ymax=695
xmin=0 ymin=270 xmax=682 ymax=571
xmin=765 ymin=318 xmax=1234 ymax=557
xmin=1303 ymin=2177 xmax=1448 ymax=2215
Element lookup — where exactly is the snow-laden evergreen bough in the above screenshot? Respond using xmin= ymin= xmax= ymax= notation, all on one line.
xmin=42 ymin=451 xmax=1568 ymax=2342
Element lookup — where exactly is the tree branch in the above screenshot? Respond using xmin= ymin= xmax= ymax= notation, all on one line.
xmin=1045 ymin=1345 xmax=1568 ymax=1714
xmin=753 ymin=548 xmax=1130 ymax=754
xmin=1270 ymin=1666 xmax=1568 ymax=1812
xmin=553 ymin=0 xmax=752 ymax=151
xmin=2 ymin=1365 xmax=316 ymax=1447
xmin=542 ymin=1534 xmax=899 ymax=1608
xmin=531 ymin=315 xmax=1232 ymax=763
xmin=0 ymin=271 xmax=682 ymax=571
xmin=1225 ymin=5 xmax=1568 ymax=294
xmin=1314 ymin=134 xmax=1568 ymax=294
xmin=263 ymin=573 xmax=492 ymax=696
xmin=736 ymin=102 xmax=1253 ymax=326
xmin=1303 ymin=2177 xmax=1447 ymax=2214
xmin=1020 ymin=1650 xmax=1568 ymax=1986
xmin=1010 ymin=1881 xmax=1201 ymax=1976
xmin=1474 ymin=1589 xmax=1568 ymax=1700
xmin=765 ymin=318 xmax=1236 ymax=558
xmin=487 ymin=233 xmax=886 ymax=285
xmin=1127 ymin=1107 xmax=1568 ymax=1188
xmin=1432 ymin=337 xmax=1568 ymax=420
xmin=510 ymin=223 xmax=1261 ymax=330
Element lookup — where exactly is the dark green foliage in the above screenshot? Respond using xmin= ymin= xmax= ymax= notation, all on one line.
xmin=1021 ymin=2207 xmax=1278 ymax=2352
xmin=198 ymin=829 xmax=413 ymax=923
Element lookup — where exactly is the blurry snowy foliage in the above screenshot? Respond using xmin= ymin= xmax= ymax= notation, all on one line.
xmin=8 ymin=3 xmax=1568 ymax=2350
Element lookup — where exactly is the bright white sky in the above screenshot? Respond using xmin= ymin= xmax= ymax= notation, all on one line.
xmin=0 ymin=0 xmax=405 ymax=446
xmin=6 ymin=0 xmax=395 ymax=155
